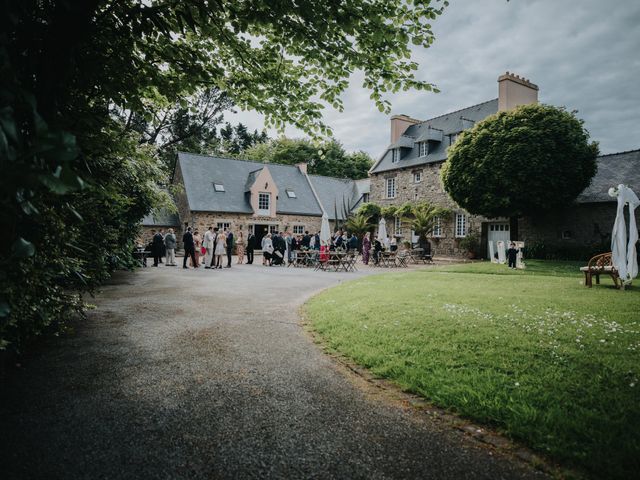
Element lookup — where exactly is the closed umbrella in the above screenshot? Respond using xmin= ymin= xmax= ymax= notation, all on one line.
xmin=377 ymin=218 xmax=387 ymax=242
xmin=320 ymin=213 xmax=331 ymax=245
xmin=609 ymin=184 xmax=639 ymax=284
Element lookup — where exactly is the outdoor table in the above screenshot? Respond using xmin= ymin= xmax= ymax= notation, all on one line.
xmin=395 ymin=252 xmax=410 ymax=268
xmin=316 ymin=251 xmax=349 ymax=272
xmin=133 ymin=249 xmax=150 ymax=267
xmin=379 ymin=251 xmax=397 ymax=268
xmin=410 ymin=248 xmax=433 ymax=264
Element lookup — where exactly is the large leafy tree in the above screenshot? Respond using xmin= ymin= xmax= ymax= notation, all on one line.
xmin=244 ymin=138 xmax=372 ymax=179
xmin=441 ymin=104 xmax=599 ymax=218
xmin=0 ymin=0 xmax=445 ymax=350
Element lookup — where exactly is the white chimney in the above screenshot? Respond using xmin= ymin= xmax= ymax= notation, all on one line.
xmin=498 ymin=72 xmax=539 ymax=111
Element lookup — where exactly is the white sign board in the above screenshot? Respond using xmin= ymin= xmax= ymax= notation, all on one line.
xmin=497 ymin=241 xmax=506 ymax=264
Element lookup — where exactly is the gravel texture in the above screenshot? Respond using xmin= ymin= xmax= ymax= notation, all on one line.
xmin=0 ymin=263 xmax=547 ymax=479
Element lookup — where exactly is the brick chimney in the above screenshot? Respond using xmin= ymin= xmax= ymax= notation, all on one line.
xmin=498 ymin=72 xmax=539 ymax=111
xmin=295 ymin=162 xmax=308 ymax=175
xmin=390 ymin=114 xmax=421 ymax=144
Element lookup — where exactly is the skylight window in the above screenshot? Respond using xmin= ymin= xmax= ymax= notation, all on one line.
xmin=286 ymin=190 xmax=296 ymax=198
xmin=213 ymin=183 xmax=225 ymax=192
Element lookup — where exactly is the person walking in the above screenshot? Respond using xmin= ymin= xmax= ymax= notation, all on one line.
xmin=151 ymin=229 xmax=164 ymax=267
xmin=225 ymin=228 xmax=234 ymax=268
xmin=246 ymin=231 xmax=255 ymax=264
xmin=236 ymin=231 xmax=245 ymax=264
xmin=182 ymin=227 xmax=197 ymax=269
xmin=362 ymin=232 xmax=371 ymax=265
xmin=164 ymin=228 xmax=177 ymax=266
xmin=203 ymin=226 xmax=215 ymax=268
xmin=214 ymin=229 xmax=226 ymax=269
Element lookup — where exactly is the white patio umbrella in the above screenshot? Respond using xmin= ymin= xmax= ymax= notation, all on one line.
xmin=609 ymin=184 xmax=639 ymax=284
xmin=377 ymin=217 xmax=387 ymax=242
xmin=320 ymin=212 xmax=331 ymax=245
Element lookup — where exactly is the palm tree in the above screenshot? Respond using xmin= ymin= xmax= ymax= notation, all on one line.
xmin=345 ymin=214 xmax=371 ymax=236
xmin=407 ymin=203 xmax=450 ymax=246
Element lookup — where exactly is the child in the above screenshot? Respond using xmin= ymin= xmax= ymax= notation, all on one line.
xmin=507 ymin=242 xmax=519 ymax=269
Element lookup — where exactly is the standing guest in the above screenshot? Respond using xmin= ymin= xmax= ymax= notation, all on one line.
xmin=347 ymin=232 xmax=358 ymax=252
xmin=313 ymin=231 xmax=321 ymax=250
xmin=285 ymin=231 xmax=293 ymax=264
xmin=302 ymin=231 xmax=311 ymax=249
xmin=151 ymin=229 xmax=164 ymax=267
xmin=390 ymin=235 xmax=397 ymax=252
xmin=236 ymin=231 xmax=246 ymax=264
xmin=209 ymin=227 xmax=220 ymax=268
xmin=309 ymin=231 xmax=316 ymax=250
xmin=262 ymin=233 xmax=274 ymax=266
xmin=164 ymin=228 xmax=177 ymax=266
xmin=362 ymin=232 xmax=371 ymax=264
xmin=214 ymin=229 xmax=226 ymax=269
xmin=507 ymin=242 xmax=519 ymax=269
xmin=334 ymin=230 xmax=344 ymax=249
xmin=203 ymin=226 xmax=215 ymax=268
xmin=182 ymin=227 xmax=197 ymax=269
xmin=373 ymin=237 xmax=383 ymax=265
xmin=225 ymin=228 xmax=234 ymax=268
xmin=192 ymin=230 xmax=202 ymax=267
xmin=246 ymin=231 xmax=255 ymax=264
xmin=159 ymin=229 xmax=166 ymax=263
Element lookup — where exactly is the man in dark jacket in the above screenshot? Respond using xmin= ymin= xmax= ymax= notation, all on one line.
xmin=347 ymin=233 xmax=358 ymax=252
xmin=225 ymin=228 xmax=234 ymax=268
xmin=151 ymin=230 xmax=164 ymax=267
xmin=182 ymin=227 xmax=197 ymax=269
xmin=246 ymin=232 xmax=255 ymax=264
xmin=302 ymin=231 xmax=311 ymax=249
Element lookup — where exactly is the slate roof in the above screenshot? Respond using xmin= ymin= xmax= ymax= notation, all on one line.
xmin=370 ymin=99 xmax=499 ymax=174
xmin=176 ymin=152 xmax=370 ymax=218
xmin=141 ymin=209 xmax=180 ymax=227
xmin=577 ymin=149 xmax=640 ymax=203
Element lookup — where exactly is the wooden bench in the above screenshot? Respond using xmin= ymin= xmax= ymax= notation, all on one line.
xmin=580 ymin=252 xmax=621 ymax=288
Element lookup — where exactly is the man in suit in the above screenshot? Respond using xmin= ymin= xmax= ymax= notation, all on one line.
xmin=302 ymin=231 xmax=311 ymax=249
xmin=225 ymin=228 xmax=234 ymax=268
xmin=182 ymin=227 xmax=197 ymax=269
xmin=210 ymin=227 xmax=219 ymax=268
xmin=246 ymin=232 xmax=255 ymax=264
xmin=151 ymin=229 xmax=164 ymax=267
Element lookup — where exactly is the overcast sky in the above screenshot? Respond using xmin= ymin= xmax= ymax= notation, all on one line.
xmin=226 ymin=0 xmax=640 ymax=157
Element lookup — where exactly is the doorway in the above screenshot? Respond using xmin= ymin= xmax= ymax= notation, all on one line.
xmin=253 ymin=224 xmax=269 ymax=250
xmin=487 ymin=223 xmax=511 ymax=259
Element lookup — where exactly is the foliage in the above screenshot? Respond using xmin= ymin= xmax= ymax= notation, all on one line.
xmin=441 ymin=104 xmax=599 ymax=218
xmin=458 ymin=232 xmax=479 ymax=255
xmin=345 ymin=214 xmax=372 ymax=236
xmin=306 ymin=263 xmax=640 ymax=479
xmin=243 ymin=137 xmax=372 ymax=179
xmin=357 ymin=203 xmax=382 ymax=222
xmin=523 ymin=239 xmax=612 ymax=262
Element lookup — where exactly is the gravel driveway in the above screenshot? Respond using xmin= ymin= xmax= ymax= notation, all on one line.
xmin=1 ymin=262 xmax=546 ymax=479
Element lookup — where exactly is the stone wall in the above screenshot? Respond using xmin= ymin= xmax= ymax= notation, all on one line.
xmin=369 ymin=163 xmax=489 ymax=256
xmin=189 ymin=212 xmax=323 ymax=238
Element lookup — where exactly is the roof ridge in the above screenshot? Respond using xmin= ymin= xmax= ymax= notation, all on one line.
xmin=307 ymin=173 xmax=354 ymax=182
xmin=598 ymin=148 xmax=640 ymax=158
xmin=416 ymin=98 xmax=498 ymax=125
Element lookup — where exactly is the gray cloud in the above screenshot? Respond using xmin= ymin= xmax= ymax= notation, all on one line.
xmin=227 ymin=0 xmax=640 ymax=156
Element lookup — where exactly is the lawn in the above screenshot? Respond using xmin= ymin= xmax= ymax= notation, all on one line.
xmin=305 ymin=260 xmax=640 ymax=479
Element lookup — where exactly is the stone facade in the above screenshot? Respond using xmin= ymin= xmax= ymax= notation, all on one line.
xmin=188 ymin=212 xmax=323 ymax=239
xmin=369 ymin=163 xmax=491 ymax=256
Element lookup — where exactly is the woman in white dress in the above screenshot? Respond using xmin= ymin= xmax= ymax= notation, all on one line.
xmin=261 ymin=233 xmax=273 ymax=266
xmin=214 ymin=231 xmax=226 ymax=269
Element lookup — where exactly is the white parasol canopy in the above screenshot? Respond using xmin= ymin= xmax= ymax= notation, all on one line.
xmin=377 ymin=217 xmax=387 ymax=242
xmin=320 ymin=212 xmax=331 ymax=245
xmin=609 ymin=184 xmax=639 ymax=284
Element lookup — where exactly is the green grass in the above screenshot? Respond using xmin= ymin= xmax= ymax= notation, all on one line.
xmin=305 ymin=261 xmax=640 ymax=479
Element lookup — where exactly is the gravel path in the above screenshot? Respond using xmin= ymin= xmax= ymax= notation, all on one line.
xmin=1 ymin=262 xmax=546 ymax=479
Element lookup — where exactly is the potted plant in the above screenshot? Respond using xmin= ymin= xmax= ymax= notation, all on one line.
xmin=459 ymin=233 xmax=479 ymax=259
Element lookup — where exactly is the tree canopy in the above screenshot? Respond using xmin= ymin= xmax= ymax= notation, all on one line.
xmin=441 ymin=104 xmax=599 ymax=218
xmin=243 ymin=138 xmax=372 ymax=179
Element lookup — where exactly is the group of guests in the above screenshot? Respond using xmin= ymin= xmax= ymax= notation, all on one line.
xmin=146 ymin=226 xmax=402 ymax=269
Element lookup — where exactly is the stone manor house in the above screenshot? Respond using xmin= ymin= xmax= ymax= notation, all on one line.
xmin=143 ymin=72 xmax=638 ymax=258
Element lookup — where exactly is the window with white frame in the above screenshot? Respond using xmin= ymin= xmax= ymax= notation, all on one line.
xmin=394 ymin=216 xmax=402 ymax=235
xmin=432 ymin=216 xmax=442 ymax=237
xmin=385 ymin=177 xmax=397 ymax=199
xmin=258 ymin=192 xmax=270 ymax=215
xmin=213 ymin=182 xmax=225 ymax=192
xmin=391 ymin=148 xmax=399 ymax=163
xmin=269 ymin=225 xmax=279 ymax=234
xmin=248 ymin=224 xmax=255 ymax=235
xmin=413 ymin=170 xmax=422 ymax=183
xmin=217 ymin=222 xmax=231 ymax=231
xmin=419 ymin=141 xmax=428 ymax=157
xmin=361 ymin=192 xmax=370 ymax=203
xmin=293 ymin=225 xmax=305 ymax=234
xmin=455 ymin=213 xmax=467 ymax=238
xmin=286 ymin=190 xmax=296 ymax=198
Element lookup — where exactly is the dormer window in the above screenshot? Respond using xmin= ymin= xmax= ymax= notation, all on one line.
xmin=391 ymin=148 xmax=399 ymax=163
xmin=213 ymin=182 xmax=225 ymax=192
xmin=286 ymin=190 xmax=296 ymax=198
xmin=419 ymin=142 xmax=428 ymax=157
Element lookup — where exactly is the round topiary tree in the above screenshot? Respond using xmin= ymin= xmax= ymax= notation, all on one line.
xmin=441 ymin=104 xmax=599 ymax=219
